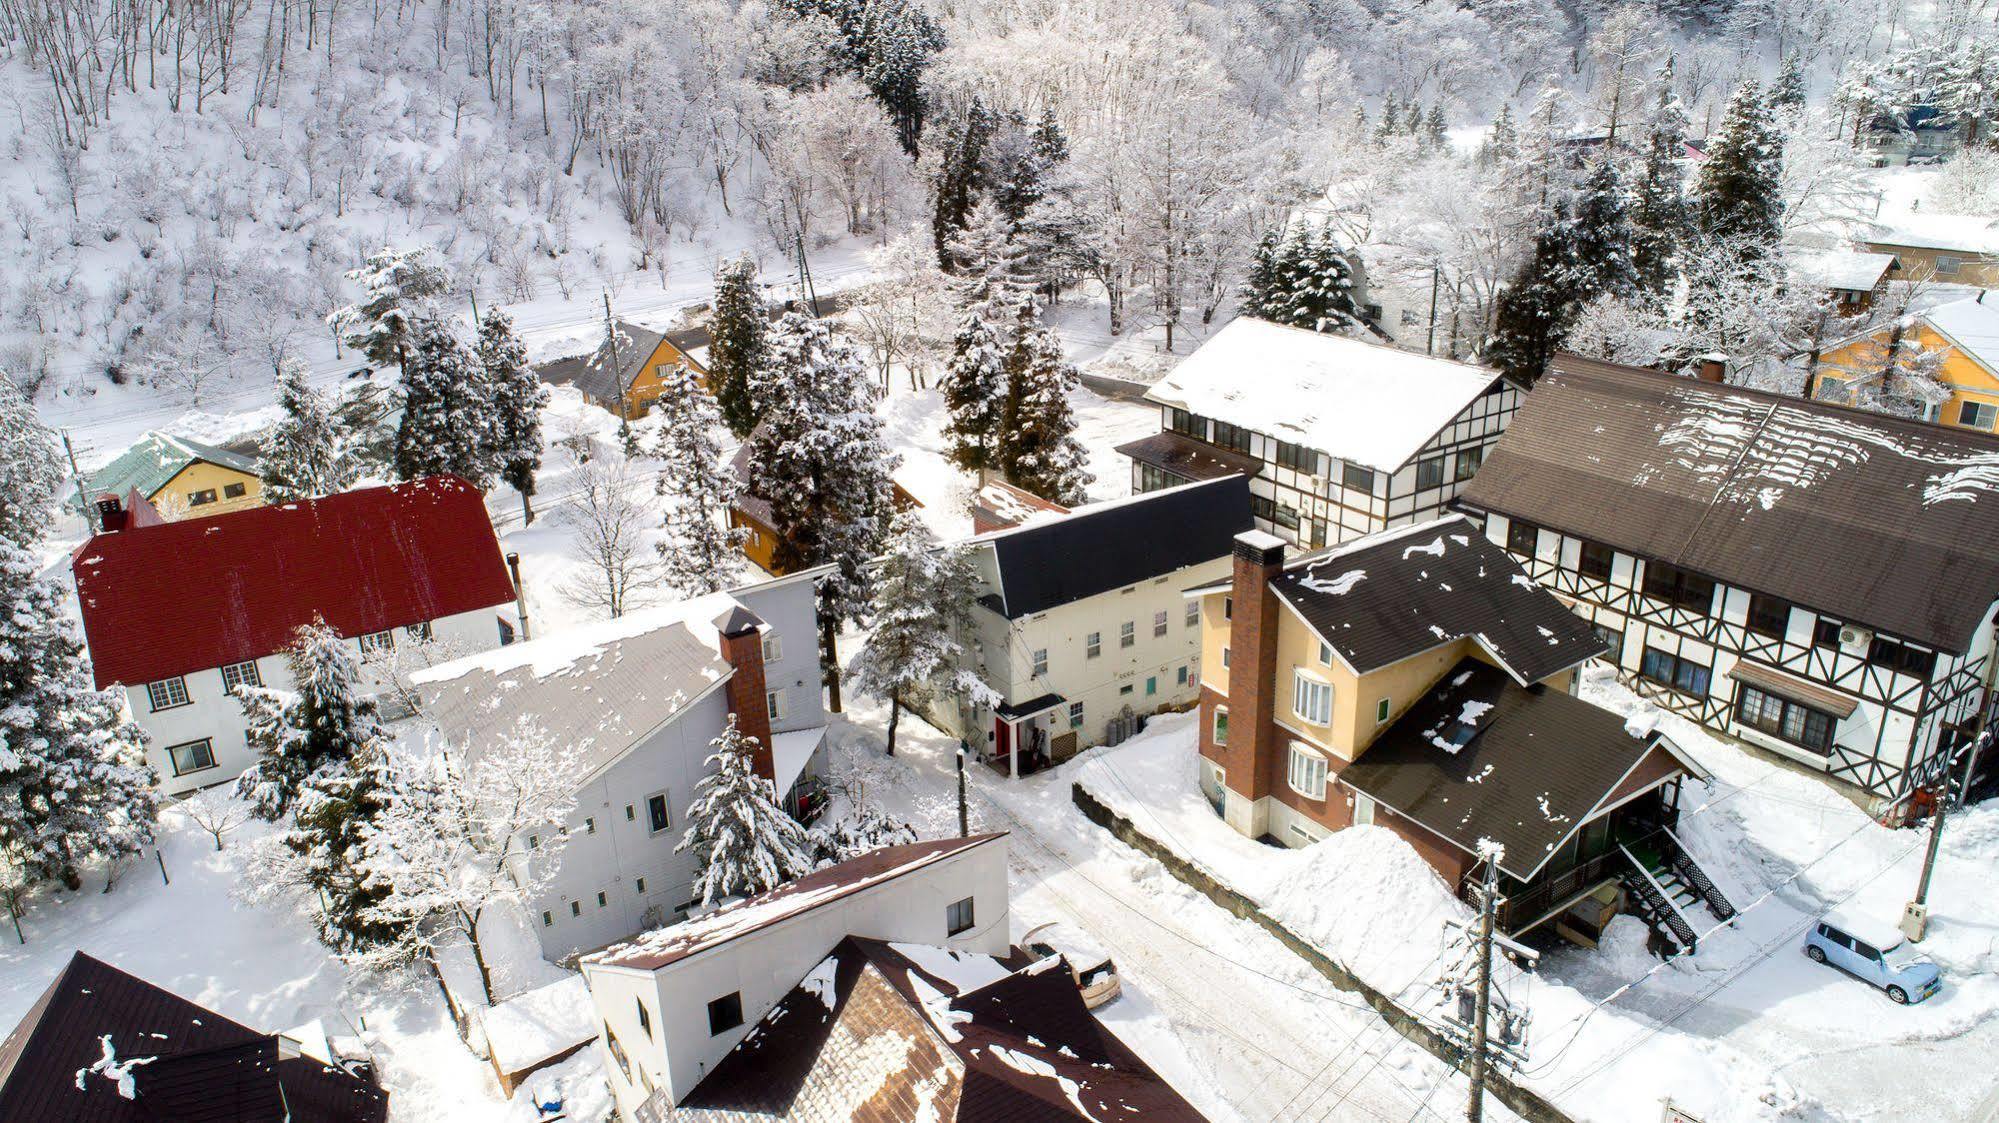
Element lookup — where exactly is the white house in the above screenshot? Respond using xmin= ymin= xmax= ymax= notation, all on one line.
xmin=579 ymin=834 xmax=1012 ymax=1119
xmin=70 ymin=476 xmax=519 ymax=797
xmin=415 ymin=567 xmax=832 ymax=960
xmin=921 ymin=476 xmax=1251 ymax=776
xmin=1118 ymin=317 xmax=1519 ymax=549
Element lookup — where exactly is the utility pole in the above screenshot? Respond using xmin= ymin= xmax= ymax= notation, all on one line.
xmin=469 ymin=290 xmax=481 ymax=326
xmin=794 ymin=232 xmax=821 ymax=318
xmin=602 ymin=292 xmax=625 ymax=418
xmin=1903 ymin=728 xmax=1990 ymax=941
xmin=60 ymin=430 xmax=92 ymax=523
xmin=1466 ymin=844 xmax=1501 ymax=1123
xmin=957 ymin=740 xmax=971 ymax=837
xmin=1426 ymin=264 xmax=1441 ymax=355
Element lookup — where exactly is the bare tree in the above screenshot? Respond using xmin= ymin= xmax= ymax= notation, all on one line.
xmin=180 ymin=788 xmax=251 ymax=851
xmin=559 ymin=456 xmax=657 ymax=619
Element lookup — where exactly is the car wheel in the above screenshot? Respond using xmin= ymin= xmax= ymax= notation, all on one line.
xmin=1887 ymin=985 xmax=1909 ymax=1005
xmin=1806 ymin=946 xmax=1826 ymax=964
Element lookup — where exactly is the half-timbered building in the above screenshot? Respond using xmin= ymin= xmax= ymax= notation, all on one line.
xmin=1459 ymin=355 xmax=1999 ymax=808
xmin=1117 ymin=317 xmax=1519 ymax=549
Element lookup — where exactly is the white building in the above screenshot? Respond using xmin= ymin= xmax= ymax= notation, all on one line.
xmin=1118 ymin=317 xmax=1519 ymax=549
xmin=922 ymin=476 xmax=1250 ymax=776
xmin=70 ymin=476 xmax=519 ymax=797
xmin=415 ymin=568 xmax=831 ymax=960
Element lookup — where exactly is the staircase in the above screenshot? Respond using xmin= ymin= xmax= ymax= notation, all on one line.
xmin=1618 ymin=832 xmax=1738 ymax=955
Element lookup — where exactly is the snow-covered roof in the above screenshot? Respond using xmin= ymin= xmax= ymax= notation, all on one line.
xmin=481 ymin=975 xmax=596 ymax=1075
xmin=1920 ymin=296 xmax=1999 ymax=375
xmin=84 ymin=430 xmax=258 ymax=501
xmin=1145 ymin=317 xmax=1504 ymax=472
xmin=1864 ymin=218 xmax=1999 ymax=255
xmin=1792 ymin=249 xmax=1897 ymax=293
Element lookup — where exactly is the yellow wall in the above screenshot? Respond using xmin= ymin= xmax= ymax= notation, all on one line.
xmin=154 ymin=461 xmax=263 ymax=520
xmin=1816 ymin=320 xmax=1999 ymax=434
xmin=620 ymin=340 xmax=710 ymax=418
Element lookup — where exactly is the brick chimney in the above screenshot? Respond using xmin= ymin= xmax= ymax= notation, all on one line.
xmin=1220 ymin=530 xmax=1288 ymax=808
xmin=1696 ymin=353 xmax=1728 ymax=383
xmin=95 ymin=494 xmax=126 ymax=533
xmin=714 ymin=605 xmax=775 ymax=785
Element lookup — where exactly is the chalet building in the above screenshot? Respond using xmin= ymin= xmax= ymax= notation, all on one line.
xmin=0 ymin=952 xmax=388 ymax=1121
xmin=1118 ymin=317 xmax=1518 ymax=549
xmin=919 ymin=476 xmax=1251 ymax=776
xmin=581 ymin=835 xmax=1203 ymax=1122
xmin=1459 ymin=355 xmax=1999 ymax=806
xmin=1813 ymin=295 xmax=1999 ymax=433
xmin=1193 ymin=521 xmax=1716 ymax=947
xmin=539 ymin=320 xmax=708 ymax=419
xmin=1860 ymin=226 xmax=1999 ymax=288
xmin=417 ymin=568 xmax=831 ymax=961
xmin=725 ymin=438 xmax=921 ymax=576
xmin=1792 ymin=248 xmax=1898 ymax=314
xmin=70 ymin=476 xmax=519 ymax=797
xmin=82 ymin=430 xmax=264 ymax=520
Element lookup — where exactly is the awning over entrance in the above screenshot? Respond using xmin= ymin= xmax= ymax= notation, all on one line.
xmin=1115 ymin=431 xmax=1261 ymax=483
xmin=997 ymin=692 xmax=1065 ymax=721
xmin=1726 ymin=661 xmax=1859 ymax=718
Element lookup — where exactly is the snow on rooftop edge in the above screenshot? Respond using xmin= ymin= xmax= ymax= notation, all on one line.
xmin=414 ymin=590 xmax=743 ymax=684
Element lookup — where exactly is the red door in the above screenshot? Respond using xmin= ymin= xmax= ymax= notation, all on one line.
xmin=994 ymin=717 xmax=1012 ymax=762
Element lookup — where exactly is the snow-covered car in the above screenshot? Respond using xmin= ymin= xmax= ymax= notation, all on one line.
xmin=1022 ymin=921 xmax=1121 ymax=1009
xmin=1803 ymin=910 xmax=1942 ymax=1005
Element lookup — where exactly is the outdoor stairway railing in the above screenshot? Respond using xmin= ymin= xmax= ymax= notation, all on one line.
xmin=1661 ymin=826 xmax=1737 ymax=922
xmin=1621 ymin=844 xmax=1700 ymax=952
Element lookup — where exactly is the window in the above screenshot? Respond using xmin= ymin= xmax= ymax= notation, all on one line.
xmin=570 ymin=900 xmax=581 ymax=917
xmin=646 ymin=793 xmax=670 ymax=834
xmin=405 ymin=621 xmax=432 ymax=642
xmin=1287 ymin=743 xmax=1328 ymax=799
xmin=1272 ymin=503 xmax=1300 ymax=530
xmin=1316 ymin=640 xmax=1333 ymax=666
xmin=1868 ymin=636 xmax=1938 ymax=679
xmin=1590 ymin=622 xmax=1623 ymax=660
xmin=1736 ymin=685 xmax=1835 ymax=755
xmin=1934 ymin=254 xmax=1962 ymax=276
xmin=1341 ymin=463 xmax=1375 ymax=493
xmin=1416 ymin=457 xmax=1446 ymax=490
xmin=1136 ymin=463 xmax=1186 ymax=493
xmin=528 ymin=834 xmax=540 ymax=850
xmin=1641 ymin=561 xmax=1715 ymax=614
xmin=1274 ymin=440 xmax=1316 ymax=472
xmin=625 ymin=804 xmax=636 ymax=822
xmin=1579 ymin=540 xmax=1615 ymax=581
xmin=597 ymin=890 xmax=608 ymax=908
xmin=1068 ymin=701 xmax=1085 ymax=728
xmin=605 ymin=1026 xmax=631 ymax=1081
xmin=1293 ymin=672 xmax=1333 ymax=725
xmin=767 ymin=688 xmax=788 ymax=721
xmin=1640 ymin=647 xmax=1712 ymax=696
xmin=1506 ymin=519 xmax=1539 ymax=557
xmin=1167 ymin=407 xmax=1205 ymax=438
xmin=358 ymin=630 xmax=395 ymax=654
xmin=220 ymin=660 xmax=261 ymax=692
xmin=1959 ymin=400 xmax=1998 ymax=430
xmin=1145 ymin=677 xmax=1157 ymax=696
xmin=188 ymin=488 xmax=218 ymax=507
xmin=1223 ymin=596 xmax=1232 ymax=620
xmin=1185 ymin=600 xmax=1201 ymax=627
xmin=1212 ymin=706 xmax=1229 ymax=745
xmin=1211 ymin=420 xmax=1252 ymax=454
xmin=1086 ymin=632 xmax=1101 ymax=659
xmin=1352 ymin=792 xmax=1376 ymax=826
xmin=1454 ymin=446 xmax=1484 ymax=481
xmin=1813 ymin=617 xmax=1843 ymax=648
xmin=222 ymin=481 xmax=247 ymax=499
xmin=146 ymin=677 xmax=190 ymax=711
xmin=541 ymin=911 xmax=552 ymax=927
xmin=1221 ymin=647 xmax=1230 ymax=668
xmin=1177 ymin=664 xmax=1189 ymax=685
xmin=1119 ymin=683 xmax=1134 ymax=696
xmin=164 ymin=738 xmax=216 ymax=776
xmin=1120 ymin=621 xmax=1136 ymax=648
xmin=1746 ymin=593 xmax=1791 ymax=639
xmin=1153 ymin=610 xmax=1169 ymax=637
xmin=946 ymin=896 xmax=976 ymax=935
xmin=1375 ymin=698 xmax=1391 ymax=725
xmin=636 ymin=877 xmax=647 ymax=894
xmin=584 ymin=817 xmax=597 ymax=834
xmin=761 ymin=633 xmax=783 ymax=663
xmin=1250 ymin=494 xmax=1276 ymax=522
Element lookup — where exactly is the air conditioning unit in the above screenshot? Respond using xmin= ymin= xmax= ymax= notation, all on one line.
xmin=1839 ymin=625 xmax=1874 ymax=655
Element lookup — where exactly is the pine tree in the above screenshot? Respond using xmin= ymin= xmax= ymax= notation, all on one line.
xmin=1695 ymin=81 xmax=1785 ymax=262
xmin=676 ymin=716 xmax=815 ymax=904
xmin=810 ymin=801 xmax=918 ymax=864
xmin=941 ymin=310 xmax=1008 ymax=475
xmin=708 ymin=258 xmax=768 ymax=437
xmin=1350 ymin=104 xmax=1369 ymax=142
xmin=235 ymin=624 xmax=387 ymax=821
xmin=947 ymin=200 xmax=1033 ymax=304
xmin=1404 ymin=102 xmax=1424 ymax=134
xmin=1374 ymin=94 xmax=1401 ymax=144
xmin=1479 ymin=104 xmax=1519 ymax=168
xmin=1632 ymin=80 xmax=1692 ymax=300
xmin=0 ymin=543 xmax=158 ymax=891
xmin=0 ymin=376 xmax=65 ymax=550
xmin=259 ymin=361 xmax=355 ymax=504
xmin=1242 ymin=229 xmax=1283 ymax=316
xmin=479 ymin=311 xmax=548 ymax=524
xmin=848 ymin=512 xmax=998 ymax=756
xmin=1242 ymin=225 xmax=1365 ymax=334
xmin=1571 ymin=159 xmax=1640 ymax=306
xmin=1771 ymin=53 xmax=1806 ymax=116
xmin=290 ymin=736 xmax=403 ymax=954
xmin=998 ymin=323 xmax=1093 ymax=505
xmin=933 ymin=101 xmax=997 ymax=261
xmin=327 ymin=245 xmax=452 ymax=379
xmin=394 ymin=320 xmax=493 ymax=486
xmin=1424 ymin=105 xmax=1449 ymax=152
xmin=1485 ymin=198 xmax=1580 ymax=385
xmin=652 ymin=363 xmax=746 ymax=597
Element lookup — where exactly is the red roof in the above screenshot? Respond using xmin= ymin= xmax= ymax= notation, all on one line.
xmin=72 ymin=476 xmax=516 ymax=689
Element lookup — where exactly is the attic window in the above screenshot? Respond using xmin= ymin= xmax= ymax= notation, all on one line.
xmin=222 ymin=482 xmax=247 ymax=499
xmin=188 ymin=488 xmax=218 ymax=506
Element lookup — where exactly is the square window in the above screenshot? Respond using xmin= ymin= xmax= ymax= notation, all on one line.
xmin=1153 ymin=610 xmax=1168 ymax=637
xmin=220 ymin=660 xmax=262 ymax=692
xmin=1813 ymin=617 xmax=1843 ymax=648
xmin=1454 ymin=447 xmax=1484 ymax=481
xmin=584 ymin=817 xmax=596 ymax=834
xmin=1316 ymin=641 xmax=1333 ymax=667
xmin=1185 ymin=601 xmax=1201 ymax=627
xmin=1120 ymin=621 xmax=1135 ymax=648
xmin=1086 ymin=632 xmax=1102 ymax=658
xmin=1341 ymin=463 xmax=1375 ymax=493
xmin=1068 ymin=701 xmax=1085 ymax=729
xmin=165 ymin=738 xmax=216 ymax=776
xmin=1416 ymin=457 xmax=1446 ymax=490
xmin=1287 ymin=743 xmax=1328 ymax=799
xmin=1506 ymin=519 xmax=1538 ymax=557
xmin=946 ymin=896 xmax=976 ymax=935
xmin=222 ymin=481 xmax=247 ymax=499
xmin=647 ymin=794 xmax=670 ymax=834
xmin=1031 ymin=649 xmax=1048 ymax=676
xmin=761 ymin=633 xmax=783 ymax=663
xmin=1958 ymin=400 xmax=1998 ymax=430
xmin=528 ymin=834 xmax=540 ymax=850
xmin=146 ymin=677 xmax=190 ymax=711
xmin=1579 ymin=540 xmax=1615 ymax=581
xmin=1212 ymin=706 xmax=1229 ymax=745
xmin=1746 ymin=593 xmax=1790 ymax=639
xmin=358 ymin=630 xmax=395 ymax=655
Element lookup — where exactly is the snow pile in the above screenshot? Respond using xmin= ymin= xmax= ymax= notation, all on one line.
xmin=482 ymin=975 xmax=597 ymax=1076
xmin=988 ymin=1044 xmax=1104 ymax=1122
xmin=75 ymin=1035 xmax=154 ymax=1099
xmin=801 ymin=955 xmax=842 ymax=1014
xmin=415 ymin=591 xmax=739 ymax=684
xmin=890 ymin=943 xmax=1012 ymax=992
xmin=1297 ymin=567 xmax=1366 ymax=595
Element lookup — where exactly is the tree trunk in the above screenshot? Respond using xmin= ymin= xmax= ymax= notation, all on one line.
xmin=822 ymin=615 xmax=843 ymax=713
xmin=520 ymin=488 xmax=535 ymax=526
xmin=466 ymin=908 xmax=496 ymax=1006
xmin=885 ymin=698 xmax=901 ymax=756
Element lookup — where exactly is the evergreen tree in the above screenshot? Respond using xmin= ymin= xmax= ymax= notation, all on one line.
xmin=1485 ymin=198 xmax=1580 ymax=384
xmin=1771 ymin=53 xmax=1806 ymax=116
xmin=1350 ymin=104 xmax=1370 ymax=142
xmin=940 ymin=309 xmax=1008 ymax=475
xmin=708 ymin=258 xmax=768 ymax=437
xmin=394 ymin=321 xmax=494 ymax=486
xmin=1571 ymin=159 xmax=1640 ymax=305
xmin=1632 ymin=80 xmax=1692 ymax=300
xmin=1241 ymin=224 xmax=1365 ymax=334
xmin=781 ymin=0 xmax=945 ymax=153
xmin=1695 ymin=81 xmax=1785 ymax=263
xmin=327 ymin=245 xmax=452 ymax=379
xmin=932 ymin=101 xmax=997 ymax=262
xmin=848 ymin=512 xmax=998 ymax=756
xmin=1479 ymin=104 xmax=1519 ymax=168
xmin=810 ymin=801 xmax=918 ymax=864
xmin=1374 ymin=94 xmax=1401 ymax=144
xmin=290 ymin=733 xmax=402 ymax=954
xmin=997 ymin=324 xmax=1093 ymax=505
xmin=259 ymin=360 xmax=355 ymax=504
xmin=652 ymin=363 xmax=747 ymax=597
xmin=946 ymin=201 xmax=1033 ymax=304
xmin=1424 ymin=105 xmax=1449 ymax=152
xmin=0 ymin=543 xmax=158 ymax=891
xmin=480 ymin=311 xmax=548 ymax=524
xmin=234 ymin=624 xmax=388 ymax=822
xmin=0 ymin=376 xmax=65 ymax=549
xmin=1404 ymin=102 xmax=1424 ymax=134
xmin=676 ymin=716 xmax=814 ymax=904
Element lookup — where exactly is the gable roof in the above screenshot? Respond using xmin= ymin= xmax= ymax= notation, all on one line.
xmin=1337 ymin=660 xmax=1697 ymax=882
xmin=1264 ymin=516 xmax=1607 ymax=684
xmin=1920 ymin=296 xmax=1999 ymax=377
xmin=659 ymin=936 xmax=1204 ymax=1122
xmin=1458 ymin=355 xmax=1999 ymax=652
xmin=0 ymin=952 xmax=387 ymax=1123
xmin=85 ymin=431 xmax=257 ymax=502
xmin=538 ymin=321 xmax=690 ymax=404
xmin=1144 ymin=317 xmax=1505 ymax=472
xmin=977 ymin=476 xmax=1251 ymax=620
xmin=72 ymin=476 xmax=516 ymax=688
xmin=586 ymin=834 xmax=1008 ymax=972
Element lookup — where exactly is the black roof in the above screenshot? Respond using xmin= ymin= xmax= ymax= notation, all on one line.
xmin=1459 ymin=355 xmax=1999 ymax=652
xmin=0 ymin=952 xmax=388 ymax=1123
xmin=1115 ymin=431 xmax=1261 ymax=483
xmin=981 ymin=476 xmax=1252 ymax=619
xmin=1267 ymin=516 xmax=1606 ymax=683
xmin=1339 ymin=660 xmax=1687 ymax=881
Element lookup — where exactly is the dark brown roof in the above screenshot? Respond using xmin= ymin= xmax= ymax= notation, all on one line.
xmin=586 ymin=835 xmax=1008 ymax=971
xmin=659 ymin=937 xmax=1205 ymax=1122
xmin=1459 ymin=355 xmax=1999 ymax=652
xmin=1338 ymin=659 xmax=1690 ymax=881
xmin=0 ymin=953 xmax=387 ymax=1123
xmin=1268 ymin=516 xmax=1607 ymax=684
xmin=1115 ymin=431 xmax=1262 ymax=482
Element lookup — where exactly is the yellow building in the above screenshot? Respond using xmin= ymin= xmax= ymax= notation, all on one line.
xmin=538 ymin=321 xmax=709 ymax=420
xmin=1813 ymin=296 xmax=1999 ymax=433
xmin=84 ymin=431 xmax=265 ymax=521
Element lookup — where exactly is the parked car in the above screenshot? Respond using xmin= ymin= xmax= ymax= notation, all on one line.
xmin=1023 ymin=922 xmax=1122 ymax=1009
xmin=1803 ymin=910 xmax=1942 ymax=1004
